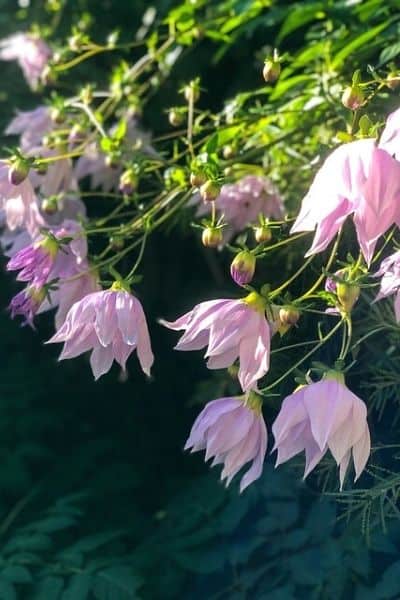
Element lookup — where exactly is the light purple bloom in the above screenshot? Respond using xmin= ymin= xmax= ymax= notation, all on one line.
xmin=47 ymin=287 xmax=154 ymax=380
xmin=272 ymin=375 xmax=371 ymax=489
xmin=5 ymin=106 xmax=52 ymax=152
xmin=379 ymin=106 xmax=400 ymax=159
xmin=7 ymin=236 xmax=57 ymax=287
xmin=185 ymin=394 xmax=268 ymax=492
xmin=160 ymin=292 xmax=272 ymax=391
xmin=291 ymin=139 xmax=400 ymax=265
xmin=0 ymin=33 xmax=51 ymax=89
xmin=375 ymin=251 xmax=400 ymax=322
xmin=195 ymin=175 xmax=284 ymax=241
xmin=9 ymin=285 xmax=45 ymax=327
xmin=0 ymin=161 xmax=44 ymax=236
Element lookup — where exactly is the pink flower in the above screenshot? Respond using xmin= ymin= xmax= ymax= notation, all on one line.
xmin=5 ymin=106 xmax=52 ymax=152
xmin=0 ymin=33 xmax=51 ymax=89
xmin=0 ymin=161 xmax=44 ymax=236
xmin=272 ymin=373 xmax=371 ymax=489
xmin=291 ymin=139 xmax=400 ymax=265
xmin=379 ymin=106 xmax=400 ymax=159
xmin=185 ymin=392 xmax=268 ymax=492
xmin=47 ymin=286 xmax=154 ymax=380
xmin=9 ymin=285 xmax=45 ymax=327
xmin=43 ymin=272 xmax=100 ymax=330
xmin=7 ymin=234 xmax=58 ymax=287
xmin=375 ymin=251 xmax=400 ymax=322
xmin=160 ymin=291 xmax=272 ymax=391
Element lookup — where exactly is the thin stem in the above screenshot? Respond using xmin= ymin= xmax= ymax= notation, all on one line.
xmin=298 ymin=232 xmax=341 ymax=301
xmin=126 ymin=231 xmax=148 ymax=281
xmin=270 ymin=255 xmax=314 ymax=299
xmin=69 ymin=102 xmax=107 ymax=137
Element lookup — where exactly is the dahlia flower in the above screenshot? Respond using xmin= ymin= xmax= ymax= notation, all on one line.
xmin=375 ymin=251 xmax=400 ymax=322
xmin=9 ymin=285 xmax=46 ymax=327
xmin=5 ymin=106 xmax=52 ymax=152
xmin=185 ymin=392 xmax=268 ymax=492
xmin=160 ymin=291 xmax=272 ymax=391
xmin=291 ymin=139 xmax=400 ymax=265
xmin=272 ymin=373 xmax=371 ymax=489
xmin=0 ymin=161 xmax=43 ymax=236
xmin=47 ymin=286 xmax=154 ymax=380
xmin=0 ymin=33 xmax=51 ymax=89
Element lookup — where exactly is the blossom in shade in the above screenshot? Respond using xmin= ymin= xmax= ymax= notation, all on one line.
xmin=0 ymin=161 xmax=43 ymax=236
xmin=291 ymin=139 xmax=400 ymax=265
xmin=9 ymin=285 xmax=45 ymax=327
xmin=185 ymin=392 xmax=268 ymax=492
xmin=47 ymin=285 xmax=154 ymax=380
xmin=194 ymin=175 xmax=284 ymax=241
xmin=374 ymin=250 xmax=400 ymax=322
xmin=272 ymin=372 xmax=371 ymax=489
xmin=0 ymin=33 xmax=51 ymax=89
xmin=43 ymin=272 xmax=100 ymax=330
xmin=378 ymin=106 xmax=400 ymax=159
xmin=7 ymin=233 xmax=58 ymax=287
xmin=160 ymin=291 xmax=272 ymax=391
xmin=5 ymin=106 xmax=52 ymax=152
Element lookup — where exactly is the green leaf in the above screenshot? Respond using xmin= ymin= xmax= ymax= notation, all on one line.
xmin=92 ymin=567 xmax=142 ymax=600
xmin=378 ymin=42 xmax=400 ymax=66
xmin=100 ymin=137 xmax=113 ymax=152
xmin=373 ymin=560 xmax=400 ymax=599
xmin=331 ymin=21 xmax=393 ymax=69
xmin=205 ymin=133 xmax=219 ymax=155
xmin=61 ymin=574 xmax=92 ymax=600
xmin=1 ymin=565 xmax=32 ymax=584
xmin=277 ymin=2 xmax=325 ymax=42
xmin=23 ymin=516 xmax=76 ymax=533
xmin=113 ymin=119 xmax=127 ymax=141
xmin=0 ymin=582 xmax=16 ymax=600
xmin=32 ymin=577 xmax=64 ymax=600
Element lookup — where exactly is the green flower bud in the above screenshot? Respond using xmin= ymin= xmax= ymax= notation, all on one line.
xmin=202 ymin=226 xmax=223 ymax=248
xmin=341 ymin=85 xmax=364 ymax=110
xmin=254 ymin=224 xmax=272 ymax=244
xmin=263 ymin=59 xmax=281 ymax=83
xmin=337 ymin=282 xmax=360 ymax=312
xmin=200 ymin=180 xmax=220 ymax=202
xmin=279 ymin=306 xmax=300 ymax=327
xmin=230 ymin=250 xmax=256 ymax=286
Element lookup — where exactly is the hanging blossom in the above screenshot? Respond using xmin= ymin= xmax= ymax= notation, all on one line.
xmin=195 ymin=175 xmax=284 ymax=241
xmin=0 ymin=160 xmax=43 ymax=236
xmin=5 ymin=106 xmax=53 ymax=152
xmin=47 ymin=284 xmax=154 ymax=380
xmin=374 ymin=251 xmax=400 ymax=322
xmin=291 ymin=139 xmax=400 ymax=265
xmin=0 ymin=33 xmax=51 ymax=89
xmin=378 ymin=106 xmax=400 ymax=160
xmin=160 ymin=291 xmax=272 ymax=391
xmin=272 ymin=372 xmax=371 ymax=490
xmin=185 ymin=391 xmax=268 ymax=492
xmin=9 ymin=285 xmax=46 ymax=327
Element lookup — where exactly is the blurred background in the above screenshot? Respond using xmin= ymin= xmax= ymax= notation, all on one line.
xmin=1 ymin=1 xmax=400 ymax=599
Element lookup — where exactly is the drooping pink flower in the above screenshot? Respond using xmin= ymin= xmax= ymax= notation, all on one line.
xmin=374 ymin=251 xmax=400 ymax=322
xmin=9 ymin=285 xmax=46 ymax=327
xmin=0 ymin=33 xmax=51 ymax=89
xmin=272 ymin=373 xmax=371 ymax=489
xmin=291 ymin=139 xmax=400 ymax=265
xmin=185 ymin=392 xmax=268 ymax=492
xmin=7 ymin=233 xmax=58 ymax=287
xmin=195 ymin=175 xmax=284 ymax=241
xmin=47 ymin=286 xmax=154 ymax=380
xmin=160 ymin=291 xmax=272 ymax=391
xmin=0 ymin=161 xmax=44 ymax=236
xmin=379 ymin=106 xmax=400 ymax=159
xmin=5 ymin=106 xmax=52 ymax=152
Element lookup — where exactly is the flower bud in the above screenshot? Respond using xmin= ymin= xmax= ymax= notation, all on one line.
xmin=119 ymin=169 xmax=138 ymax=195
xmin=222 ymin=145 xmax=235 ymax=159
xmin=337 ymin=282 xmax=360 ymax=312
xmin=105 ymin=154 xmax=119 ymax=169
xmin=230 ymin=250 xmax=256 ymax=286
xmin=184 ymin=81 xmax=200 ymax=103
xmin=41 ymin=197 xmax=59 ymax=215
xmin=190 ymin=170 xmax=207 ymax=187
xmin=202 ymin=227 xmax=223 ymax=248
xmin=200 ymin=180 xmax=220 ymax=202
xmin=69 ymin=124 xmax=83 ymax=146
xmin=254 ymin=224 xmax=272 ymax=244
xmin=109 ymin=236 xmax=125 ymax=250
xmin=50 ymin=107 xmax=65 ymax=124
xmin=341 ymin=85 xmax=364 ymax=110
xmin=387 ymin=73 xmax=400 ymax=90
xmin=35 ymin=162 xmax=48 ymax=176
xmin=263 ymin=59 xmax=281 ymax=83
xmin=8 ymin=158 xmax=30 ymax=185
xmin=168 ymin=109 xmax=184 ymax=127
xmin=279 ymin=306 xmax=300 ymax=327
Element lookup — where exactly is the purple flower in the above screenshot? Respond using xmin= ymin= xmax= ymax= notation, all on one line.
xmin=291 ymin=139 xmax=400 ymax=265
xmin=0 ymin=33 xmax=51 ymax=89
xmin=374 ymin=251 xmax=400 ymax=322
xmin=9 ymin=285 xmax=45 ymax=327
xmin=160 ymin=291 xmax=272 ymax=391
xmin=272 ymin=373 xmax=371 ymax=489
xmin=0 ymin=161 xmax=43 ymax=236
xmin=7 ymin=235 xmax=58 ymax=287
xmin=5 ymin=106 xmax=52 ymax=152
xmin=379 ymin=106 xmax=400 ymax=159
xmin=47 ymin=286 xmax=154 ymax=380
xmin=185 ymin=393 xmax=268 ymax=492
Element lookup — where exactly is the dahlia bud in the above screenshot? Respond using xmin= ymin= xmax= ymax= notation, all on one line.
xmin=341 ymin=85 xmax=364 ymax=110
xmin=8 ymin=157 xmax=30 ymax=185
xmin=387 ymin=73 xmax=400 ymax=90
xmin=254 ymin=224 xmax=272 ymax=244
xmin=105 ymin=154 xmax=119 ymax=169
xmin=200 ymin=180 xmax=220 ymax=202
xmin=263 ymin=59 xmax=281 ymax=83
xmin=279 ymin=306 xmax=300 ymax=327
xmin=184 ymin=80 xmax=200 ymax=103
xmin=222 ymin=145 xmax=235 ymax=159
xmin=69 ymin=124 xmax=83 ymax=146
xmin=168 ymin=109 xmax=184 ymax=127
xmin=50 ymin=107 xmax=65 ymax=124
xmin=202 ymin=227 xmax=223 ymax=248
xmin=119 ymin=169 xmax=138 ymax=195
xmin=230 ymin=250 xmax=256 ymax=286
xmin=190 ymin=170 xmax=207 ymax=187
xmin=337 ymin=282 xmax=360 ymax=312
xmin=41 ymin=197 xmax=59 ymax=215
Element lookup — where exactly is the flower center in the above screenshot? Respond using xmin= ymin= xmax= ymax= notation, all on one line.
xmin=242 ymin=291 xmax=267 ymax=314
xmin=244 ymin=390 xmax=263 ymax=413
